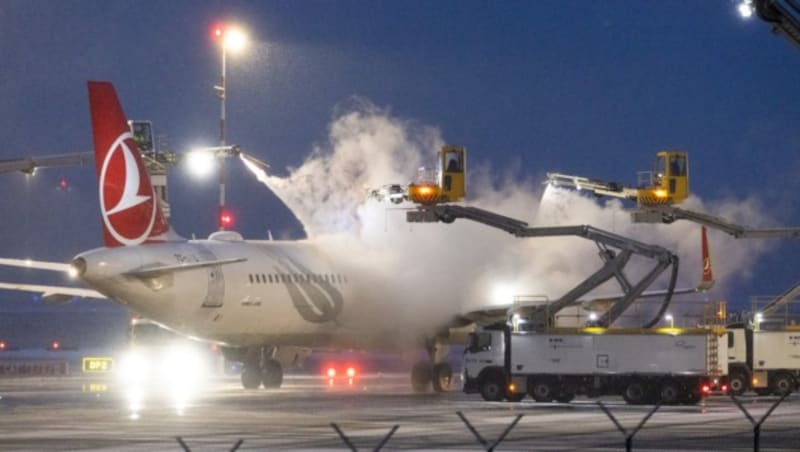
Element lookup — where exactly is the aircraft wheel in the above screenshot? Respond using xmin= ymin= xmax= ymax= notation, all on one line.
xmin=432 ymin=362 xmax=453 ymax=393
xmin=411 ymin=361 xmax=433 ymax=392
xmin=261 ymin=359 xmax=283 ymax=388
xmin=728 ymin=372 xmax=748 ymax=396
xmin=241 ymin=368 xmax=262 ymax=389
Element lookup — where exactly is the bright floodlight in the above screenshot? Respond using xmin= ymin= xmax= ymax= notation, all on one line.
xmin=738 ymin=1 xmax=754 ymax=19
xmin=491 ymin=284 xmax=515 ymax=305
xmin=588 ymin=312 xmax=598 ymax=322
xmin=186 ymin=151 xmax=217 ymax=178
xmin=665 ymin=314 xmax=673 ymax=321
xmin=224 ymin=28 xmax=248 ymax=53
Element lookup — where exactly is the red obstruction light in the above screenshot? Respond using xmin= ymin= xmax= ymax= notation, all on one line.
xmin=0 ymin=340 xmax=7 ymax=351
xmin=49 ymin=340 xmax=61 ymax=351
xmin=219 ymin=210 xmax=234 ymax=229
xmin=212 ymin=24 xmax=224 ymax=39
xmin=701 ymin=384 xmax=711 ymax=394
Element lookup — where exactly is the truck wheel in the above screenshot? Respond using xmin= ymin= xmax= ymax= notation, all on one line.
xmin=680 ymin=387 xmax=703 ymax=405
xmin=530 ymin=379 xmax=555 ymax=402
xmin=480 ymin=374 xmax=505 ymax=402
xmin=728 ymin=372 xmax=748 ymax=396
xmin=555 ymin=391 xmax=575 ymax=403
xmin=432 ymin=362 xmax=453 ymax=393
xmin=659 ymin=380 xmax=681 ymax=404
xmin=411 ymin=362 xmax=433 ymax=392
xmin=771 ymin=373 xmax=795 ymax=396
xmin=623 ymin=381 xmax=648 ymax=405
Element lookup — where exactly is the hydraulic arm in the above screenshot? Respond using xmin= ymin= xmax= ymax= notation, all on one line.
xmin=407 ymin=204 xmax=679 ymax=329
xmin=638 ymin=206 xmax=800 ymax=239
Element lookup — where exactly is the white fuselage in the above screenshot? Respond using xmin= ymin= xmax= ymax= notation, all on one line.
xmin=73 ymin=234 xmax=433 ymax=350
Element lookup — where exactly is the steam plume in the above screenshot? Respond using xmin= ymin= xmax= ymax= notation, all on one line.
xmin=243 ymin=99 xmax=775 ymax=338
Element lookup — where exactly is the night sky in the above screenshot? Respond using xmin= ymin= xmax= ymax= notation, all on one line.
xmin=1 ymin=0 xmax=799 ymax=318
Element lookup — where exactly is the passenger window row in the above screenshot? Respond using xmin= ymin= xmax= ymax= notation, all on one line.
xmin=248 ymin=273 xmax=348 ymax=285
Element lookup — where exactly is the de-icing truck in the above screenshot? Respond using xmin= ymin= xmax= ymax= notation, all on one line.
xmin=463 ymin=308 xmax=727 ymax=405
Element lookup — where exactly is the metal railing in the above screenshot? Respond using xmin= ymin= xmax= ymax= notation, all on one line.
xmin=172 ymin=394 xmax=794 ymax=451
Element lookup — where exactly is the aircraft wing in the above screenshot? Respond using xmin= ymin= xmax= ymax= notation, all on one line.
xmin=126 ymin=257 xmax=247 ymax=277
xmin=0 ymin=282 xmax=106 ymax=302
xmin=0 ymin=152 xmax=93 ymax=174
xmin=0 ymin=258 xmax=74 ymax=274
xmin=0 ymin=257 xmax=100 ymax=302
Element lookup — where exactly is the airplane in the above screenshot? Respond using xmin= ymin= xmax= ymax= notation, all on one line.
xmin=0 ymin=81 xmax=471 ymax=391
xmin=0 ymin=81 xmax=713 ymax=393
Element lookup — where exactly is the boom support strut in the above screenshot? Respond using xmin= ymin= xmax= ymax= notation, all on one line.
xmin=407 ymin=205 xmax=679 ymax=328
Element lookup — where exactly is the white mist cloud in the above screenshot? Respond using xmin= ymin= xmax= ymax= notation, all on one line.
xmin=245 ymin=99 xmax=776 ymax=339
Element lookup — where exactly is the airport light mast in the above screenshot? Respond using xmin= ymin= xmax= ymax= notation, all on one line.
xmin=212 ymin=24 xmax=249 ymax=229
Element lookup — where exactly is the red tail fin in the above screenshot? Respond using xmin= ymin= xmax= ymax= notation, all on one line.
xmin=699 ymin=226 xmax=715 ymax=290
xmin=87 ymin=81 xmax=170 ymax=247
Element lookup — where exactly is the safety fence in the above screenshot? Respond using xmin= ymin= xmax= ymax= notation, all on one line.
xmin=174 ymin=394 xmax=792 ymax=452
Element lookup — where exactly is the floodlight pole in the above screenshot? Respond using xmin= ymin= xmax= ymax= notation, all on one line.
xmin=218 ymin=42 xmax=227 ymax=230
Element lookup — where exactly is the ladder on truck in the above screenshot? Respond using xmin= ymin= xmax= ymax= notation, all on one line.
xmin=701 ymin=299 xmax=727 ymax=379
xmin=707 ymin=333 xmax=721 ymax=378
xmin=407 ymin=204 xmax=681 ymax=329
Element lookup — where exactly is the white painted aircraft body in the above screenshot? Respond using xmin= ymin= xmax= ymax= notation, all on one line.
xmin=0 ymin=82 xmax=462 ymax=390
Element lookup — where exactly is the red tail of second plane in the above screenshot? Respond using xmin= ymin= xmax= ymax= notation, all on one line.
xmin=87 ymin=81 xmax=171 ymax=247
xmin=700 ymin=225 xmax=715 ymax=290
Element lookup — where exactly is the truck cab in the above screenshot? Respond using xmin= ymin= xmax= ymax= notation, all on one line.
xmin=463 ymin=327 xmax=511 ymax=402
xmin=726 ymin=318 xmax=800 ymax=396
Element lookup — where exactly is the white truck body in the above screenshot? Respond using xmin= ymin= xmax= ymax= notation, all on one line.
xmin=464 ymin=326 xmax=726 ymax=405
xmin=511 ymin=332 xmax=723 ymax=376
xmin=752 ymin=331 xmax=800 ymax=369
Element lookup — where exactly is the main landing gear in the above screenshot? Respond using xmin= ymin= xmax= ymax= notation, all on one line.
xmin=411 ymin=342 xmax=453 ymax=393
xmin=240 ymin=346 xmax=284 ymax=389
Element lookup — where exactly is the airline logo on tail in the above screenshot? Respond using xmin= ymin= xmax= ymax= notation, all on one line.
xmin=88 ymin=81 xmax=169 ymax=247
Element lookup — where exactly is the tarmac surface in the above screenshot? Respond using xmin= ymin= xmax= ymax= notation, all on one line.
xmin=0 ymin=373 xmax=798 ymax=451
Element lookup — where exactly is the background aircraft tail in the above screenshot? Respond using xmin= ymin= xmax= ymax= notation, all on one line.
xmin=87 ymin=81 xmax=172 ymax=247
xmin=699 ymin=225 xmax=715 ymax=290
